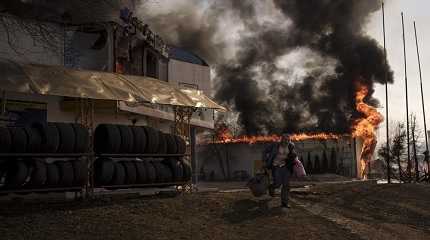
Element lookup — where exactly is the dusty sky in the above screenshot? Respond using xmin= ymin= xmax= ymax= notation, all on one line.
xmin=367 ymin=0 xmax=430 ymax=144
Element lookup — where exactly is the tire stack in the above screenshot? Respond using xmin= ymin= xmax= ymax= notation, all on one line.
xmin=94 ymin=158 xmax=191 ymax=188
xmin=0 ymin=123 xmax=89 ymax=192
xmin=94 ymin=124 xmax=187 ymax=155
xmin=93 ymin=124 xmax=190 ymax=188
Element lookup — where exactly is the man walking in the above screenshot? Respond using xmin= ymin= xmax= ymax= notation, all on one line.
xmin=262 ymin=136 xmax=297 ymax=209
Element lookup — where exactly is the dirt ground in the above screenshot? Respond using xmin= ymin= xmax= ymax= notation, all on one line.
xmin=0 ymin=182 xmax=429 ymax=240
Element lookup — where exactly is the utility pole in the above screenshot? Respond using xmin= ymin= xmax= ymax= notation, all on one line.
xmin=382 ymin=2 xmax=391 ymax=183
xmin=401 ymin=12 xmax=411 ymax=180
xmin=413 ymin=21 xmax=430 ymax=180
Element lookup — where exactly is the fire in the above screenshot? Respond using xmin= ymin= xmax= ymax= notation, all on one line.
xmin=213 ymin=127 xmax=340 ymax=145
xmin=352 ymin=83 xmax=384 ymax=179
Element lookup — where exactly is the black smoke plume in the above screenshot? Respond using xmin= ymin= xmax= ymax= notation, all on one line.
xmin=142 ymin=0 xmax=394 ymax=135
xmin=3 ymin=0 xmax=394 ymax=135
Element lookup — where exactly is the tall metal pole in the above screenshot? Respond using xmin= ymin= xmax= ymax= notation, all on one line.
xmin=413 ymin=21 xmax=430 ymax=178
xmin=382 ymin=2 xmax=391 ymax=183
xmin=401 ymin=12 xmax=412 ymax=179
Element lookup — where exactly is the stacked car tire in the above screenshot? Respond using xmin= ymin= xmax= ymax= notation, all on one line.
xmin=0 ymin=123 xmax=90 ymax=191
xmin=94 ymin=157 xmax=191 ymax=188
xmin=0 ymin=123 xmax=189 ymax=192
xmin=1 ymin=158 xmax=88 ymax=190
xmin=94 ymin=124 xmax=187 ymax=154
xmin=93 ymin=124 xmax=190 ymax=188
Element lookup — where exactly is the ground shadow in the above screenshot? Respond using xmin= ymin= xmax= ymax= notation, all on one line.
xmin=222 ymin=198 xmax=284 ymax=224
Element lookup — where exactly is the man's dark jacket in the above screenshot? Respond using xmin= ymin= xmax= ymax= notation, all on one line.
xmin=262 ymin=143 xmax=296 ymax=172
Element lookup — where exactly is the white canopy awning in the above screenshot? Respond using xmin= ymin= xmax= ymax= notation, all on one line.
xmin=0 ymin=58 xmax=227 ymax=112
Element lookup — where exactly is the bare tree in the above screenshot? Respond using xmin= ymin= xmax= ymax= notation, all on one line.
xmin=391 ymin=122 xmax=407 ymax=181
xmin=409 ymin=114 xmax=424 ymax=181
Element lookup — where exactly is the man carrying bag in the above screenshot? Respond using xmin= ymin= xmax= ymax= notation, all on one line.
xmin=262 ymin=136 xmax=296 ymax=209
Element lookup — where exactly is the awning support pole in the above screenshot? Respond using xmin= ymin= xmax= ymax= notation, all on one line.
xmin=173 ymin=106 xmax=197 ymax=191
xmin=1 ymin=90 xmax=6 ymax=116
xmin=77 ymin=98 xmax=95 ymax=199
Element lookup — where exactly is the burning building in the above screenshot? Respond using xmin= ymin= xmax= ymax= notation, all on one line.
xmin=141 ymin=0 xmax=393 ymax=181
xmin=0 ymin=0 xmax=395 ymax=185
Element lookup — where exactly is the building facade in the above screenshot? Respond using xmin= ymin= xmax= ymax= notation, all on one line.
xmin=0 ymin=1 xmax=215 ymax=132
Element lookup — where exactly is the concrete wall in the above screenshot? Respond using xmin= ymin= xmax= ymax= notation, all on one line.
xmin=197 ymin=138 xmax=361 ymax=181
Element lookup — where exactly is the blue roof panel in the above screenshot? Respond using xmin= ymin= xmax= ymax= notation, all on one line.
xmin=169 ymin=47 xmax=209 ymax=66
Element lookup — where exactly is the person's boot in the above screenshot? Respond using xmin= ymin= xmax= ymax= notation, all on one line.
xmin=282 ymin=203 xmax=291 ymax=208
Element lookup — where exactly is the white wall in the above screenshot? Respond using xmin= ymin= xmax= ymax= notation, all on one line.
xmin=5 ymin=92 xmax=175 ymax=134
xmin=168 ymin=59 xmax=211 ymax=95
xmin=168 ymin=59 xmax=214 ymax=126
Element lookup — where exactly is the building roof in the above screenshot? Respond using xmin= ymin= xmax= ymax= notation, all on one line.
xmin=169 ymin=47 xmax=209 ymax=67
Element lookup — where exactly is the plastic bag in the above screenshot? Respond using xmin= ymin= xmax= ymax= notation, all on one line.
xmin=247 ymin=173 xmax=269 ymax=197
xmin=293 ymin=157 xmax=307 ymax=178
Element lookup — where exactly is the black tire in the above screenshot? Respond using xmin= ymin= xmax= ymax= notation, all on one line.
xmin=175 ymin=135 xmax=187 ymax=154
xmin=118 ymin=125 xmax=134 ymax=154
xmin=143 ymin=160 xmax=156 ymax=183
xmin=56 ymin=161 xmax=74 ymax=187
xmin=131 ymin=126 xmax=147 ymax=154
xmin=55 ymin=123 xmax=76 ymax=153
xmin=161 ymin=163 xmax=173 ymax=183
xmin=94 ymin=124 xmax=121 ymax=154
xmin=157 ymin=132 xmax=167 ymax=154
xmin=5 ymin=161 xmax=29 ymax=188
xmin=29 ymin=159 xmax=47 ymax=187
xmin=72 ymin=159 xmax=88 ymax=187
xmin=46 ymin=163 xmax=60 ymax=187
xmin=71 ymin=124 xmax=90 ymax=153
xmin=122 ymin=161 xmax=137 ymax=185
xmin=134 ymin=161 xmax=146 ymax=184
xmin=94 ymin=157 xmax=115 ymax=186
xmin=182 ymin=161 xmax=192 ymax=182
xmin=111 ymin=162 xmax=126 ymax=186
xmin=0 ymin=127 xmax=11 ymax=153
xmin=151 ymin=161 xmax=166 ymax=183
xmin=9 ymin=127 xmax=28 ymax=153
xmin=24 ymin=126 xmax=43 ymax=153
xmin=0 ymin=161 xmax=7 ymax=183
xmin=163 ymin=158 xmax=183 ymax=182
xmin=175 ymin=161 xmax=184 ymax=182
xmin=32 ymin=122 xmax=60 ymax=153
xmin=165 ymin=134 xmax=177 ymax=154
xmin=142 ymin=126 xmax=159 ymax=154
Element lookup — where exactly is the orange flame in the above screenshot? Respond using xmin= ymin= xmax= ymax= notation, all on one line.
xmin=352 ymin=83 xmax=384 ymax=179
xmin=212 ymin=127 xmax=341 ymax=145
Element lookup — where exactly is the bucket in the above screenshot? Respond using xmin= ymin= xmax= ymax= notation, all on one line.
xmin=247 ymin=173 xmax=269 ymax=197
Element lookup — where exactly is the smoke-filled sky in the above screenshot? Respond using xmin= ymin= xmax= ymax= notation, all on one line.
xmin=140 ymin=0 xmax=398 ymax=136
xmin=5 ymin=0 xmax=425 ymax=141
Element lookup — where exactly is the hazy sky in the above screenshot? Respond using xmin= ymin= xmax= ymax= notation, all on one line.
xmin=367 ymin=0 xmax=430 ymax=143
